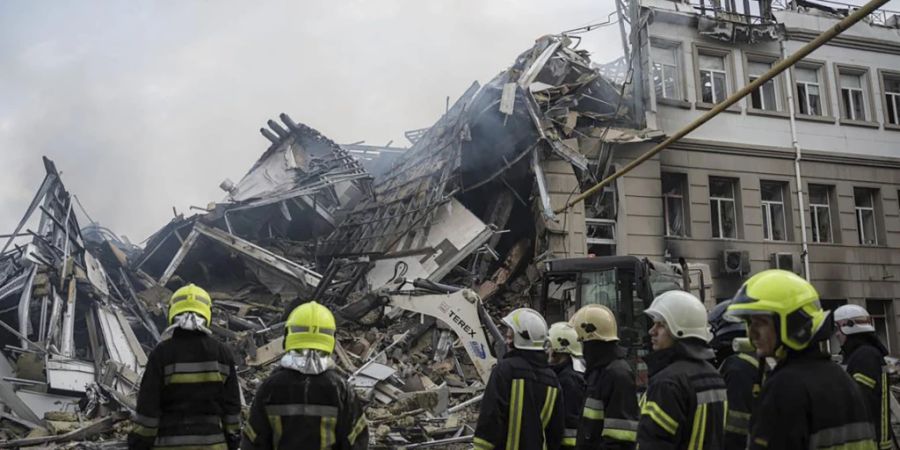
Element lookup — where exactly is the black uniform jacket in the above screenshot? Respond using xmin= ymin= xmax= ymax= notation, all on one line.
xmin=748 ymin=346 xmax=876 ymax=450
xmin=551 ymin=358 xmax=586 ymax=448
xmin=719 ymin=352 xmax=759 ymax=450
xmin=128 ymin=329 xmax=242 ymax=450
xmin=637 ymin=339 xmax=727 ymax=450
xmin=577 ymin=341 xmax=639 ymax=450
xmin=843 ymin=334 xmax=892 ymax=450
xmin=474 ymin=349 xmax=565 ymax=450
xmin=241 ymin=366 xmax=368 ymax=450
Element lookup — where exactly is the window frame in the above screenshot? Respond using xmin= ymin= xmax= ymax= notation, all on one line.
xmin=808 ymin=184 xmax=834 ymax=244
xmin=878 ymin=69 xmax=900 ymax=130
xmin=651 ymin=39 xmax=688 ymax=107
xmin=662 ymin=172 xmax=689 ymax=237
xmin=760 ymin=180 xmax=788 ymax=242
xmin=709 ymin=176 xmax=739 ymax=240
xmin=790 ymin=60 xmax=834 ymax=123
xmin=834 ymin=63 xmax=877 ymax=127
xmin=744 ymin=51 xmax=787 ymax=116
xmin=693 ymin=44 xmax=736 ymax=110
xmin=854 ymin=187 xmax=880 ymax=246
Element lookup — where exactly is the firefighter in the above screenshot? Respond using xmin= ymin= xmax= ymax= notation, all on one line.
xmin=834 ymin=304 xmax=893 ymax=449
xmin=709 ymin=299 xmax=760 ymax=450
xmin=474 ymin=308 xmax=565 ymax=450
xmin=727 ymin=270 xmax=876 ymax=450
xmin=569 ymin=304 xmax=639 ymax=450
xmin=637 ymin=290 xmax=726 ymax=450
xmin=241 ymin=301 xmax=367 ymax=450
xmin=548 ymin=322 xmax=586 ymax=449
xmin=128 ymin=283 xmax=241 ymax=450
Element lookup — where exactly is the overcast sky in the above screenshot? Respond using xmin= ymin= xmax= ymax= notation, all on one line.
xmin=1 ymin=0 xmax=895 ymax=245
xmin=0 ymin=1 xmax=622 ymax=244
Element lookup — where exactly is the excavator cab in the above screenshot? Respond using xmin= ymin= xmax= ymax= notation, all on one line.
xmin=538 ymin=256 xmax=695 ymax=387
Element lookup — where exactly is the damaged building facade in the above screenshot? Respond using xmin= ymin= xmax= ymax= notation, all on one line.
xmin=609 ymin=0 xmax=900 ymax=352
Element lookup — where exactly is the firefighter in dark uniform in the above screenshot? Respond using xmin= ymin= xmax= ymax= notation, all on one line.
xmin=835 ymin=304 xmax=893 ymax=450
xmin=727 ymin=269 xmax=876 ymax=450
xmin=474 ymin=307 xmax=565 ymax=450
xmin=547 ymin=321 xmax=586 ymax=448
xmin=128 ymin=284 xmax=242 ymax=450
xmin=637 ymin=290 xmax=726 ymax=450
xmin=709 ymin=299 xmax=760 ymax=450
xmin=569 ymin=304 xmax=639 ymax=450
xmin=242 ymin=301 xmax=368 ymax=450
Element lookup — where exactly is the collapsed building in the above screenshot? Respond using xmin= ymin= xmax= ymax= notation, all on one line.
xmin=0 ymin=33 xmax=657 ymax=448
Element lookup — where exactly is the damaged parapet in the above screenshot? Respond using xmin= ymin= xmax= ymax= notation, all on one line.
xmin=220 ymin=113 xmax=373 ymax=240
xmin=0 ymin=157 xmax=149 ymax=438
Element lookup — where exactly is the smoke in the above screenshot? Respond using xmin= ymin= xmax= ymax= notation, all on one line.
xmin=0 ymin=0 xmax=621 ymax=243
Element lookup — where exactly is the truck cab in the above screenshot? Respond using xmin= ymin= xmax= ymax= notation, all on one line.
xmin=537 ymin=256 xmax=711 ymax=386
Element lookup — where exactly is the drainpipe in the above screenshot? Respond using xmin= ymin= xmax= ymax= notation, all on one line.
xmin=781 ymin=40 xmax=812 ymax=281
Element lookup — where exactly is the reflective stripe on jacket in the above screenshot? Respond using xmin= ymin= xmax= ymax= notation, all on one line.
xmin=474 ymin=349 xmax=565 ymax=450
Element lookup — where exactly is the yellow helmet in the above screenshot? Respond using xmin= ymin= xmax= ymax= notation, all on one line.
xmin=285 ymin=301 xmax=336 ymax=354
xmin=549 ymin=322 xmax=583 ymax=356
xmin=726 ymin=269 xmax=826 ymax=351
xmin=168 ymin=283 xmax=212 ymax=325
xmin=569 ymin=304 xmax=619 ymax=342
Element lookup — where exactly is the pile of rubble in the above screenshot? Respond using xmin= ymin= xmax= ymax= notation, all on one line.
xmin=0 ymin=34 xmax=656 ymax=448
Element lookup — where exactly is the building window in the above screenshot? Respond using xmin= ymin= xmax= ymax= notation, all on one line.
xmin=796 ymin=66 xmax=824 ymax=116
xmin=662 ymin=173 xmax=688 ymax=237
xmin=809 ymin=184 xmax=833 ymax=243
xmin=653 ymin=45 xmax=682 ymax=101
xmin=709 ymin=177 xmax=738 ymax=239
xmin=699 ymin=52 xmax=728 ymax=104
xmin=761 ymin=181 xmax=787 ymax=241
xmin=748 ymin=60 xmax=779 ymax=111
xmin=838 ymin=68 xmax=870 ymax=121
xmin=854 ymin=187 xmax=879 ymax=246
xmin=866 ymin=299 xmax=892 ymax=354
xmin=882 ymin=72 xmax=900 ymax=126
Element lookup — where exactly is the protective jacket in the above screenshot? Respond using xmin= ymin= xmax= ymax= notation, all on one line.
xmin=552 ymin=358 xmax=586 ymax=448
xmin=637 ymin=339 xmax=726 ymax=450
xmin=474 ymin=349 xmax=565 ymax=450
xmin=241 ymin=366 xmax=367 ymax=450
xmin=128 ymin=329 xmax=241 ymax=450
xmin=842 ymin=334 xmax=892 ymax=450
xmin=748 ymin=347 xmax=876 ymax=450
xmin=576 ymin=341 xmax=639 ymax=450
xmin=719 ymin=352 xmax=759 ymax=450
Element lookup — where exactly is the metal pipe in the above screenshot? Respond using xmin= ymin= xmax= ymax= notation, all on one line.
xmin=781 ymin=40 xmax=812 ymax=281
xmin=556 ymin=0 xmax=890 ymax=214
xmin=447 ymin=393 xmax=484 ymax=413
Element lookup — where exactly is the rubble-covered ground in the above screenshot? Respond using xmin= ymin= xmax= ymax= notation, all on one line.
xmin=0 ymin=34 xmax=654 ymax=448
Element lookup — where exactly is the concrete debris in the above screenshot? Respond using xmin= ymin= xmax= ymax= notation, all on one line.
xmin=0 ymin=34 xmax=653 ymax=447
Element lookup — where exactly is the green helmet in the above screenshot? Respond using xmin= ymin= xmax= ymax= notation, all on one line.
xmin=726 ymin=269 xmax=826 ymax=351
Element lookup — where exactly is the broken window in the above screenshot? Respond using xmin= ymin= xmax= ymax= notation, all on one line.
xmin=652 ymin=45 xmax=681 ymax=101
xmin=854 ymin=187 xmax=879 ymax=246
xmin=760 ymin=181 xmax=787 ymax=241
xmin=839 ymin=70 xmax=868 ymax=121
xmin=809 ymin=184 xmax=833 ymax=243
xmin=709 ymin=177 xmax=738 ymax=239
xmin=866 ymin=299 xmax=893 ymax=353
xmin=699 ymin=53 xmax=728 ymax=104
xmin=796 ymin=66 xmax=823 ymax=116
xmin=882 ymin=72 xmax=900 ymax=125
xmin=748 ymin=60 xmax=778 ymax=111
xmin=662 ymin=172 xmax=688 ymax=237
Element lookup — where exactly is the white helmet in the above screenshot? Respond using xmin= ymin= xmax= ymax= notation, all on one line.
xmin=549 ymin=322 xmax=583 ymax=356
xmin=834 ymin=304 xmax=875 ymax=335
xmin=502 ymin=308 xmax=549 ymax=351
xmin=645 ymin=290 xmax=712 ymax=342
